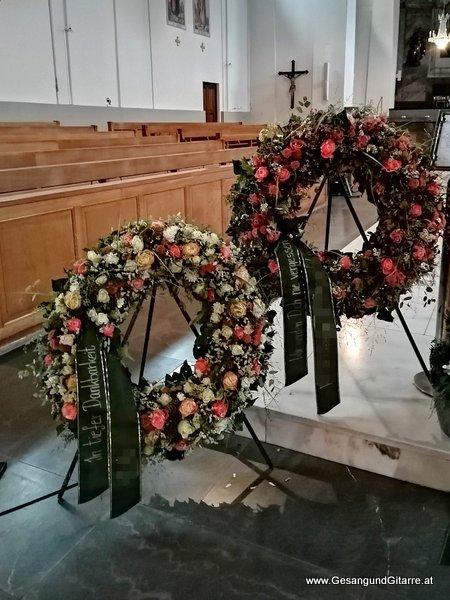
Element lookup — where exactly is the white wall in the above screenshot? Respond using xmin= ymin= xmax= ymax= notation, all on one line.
xmin=0 ymin=0 xmax=249 ymax=121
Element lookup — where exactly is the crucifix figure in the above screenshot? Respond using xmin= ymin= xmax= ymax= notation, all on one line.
xmin=278 ymin=60 xmax=309 ymax=109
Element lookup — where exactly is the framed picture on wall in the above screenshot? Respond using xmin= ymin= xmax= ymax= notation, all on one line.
xmin=193 ymin=0 xmax=210 ymax=37
xmin=167 ymin=0 xmax=186 ymax=30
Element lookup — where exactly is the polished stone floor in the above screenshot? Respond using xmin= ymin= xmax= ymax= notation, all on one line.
xmin=1 ymin=194 xmax=450 ymax=599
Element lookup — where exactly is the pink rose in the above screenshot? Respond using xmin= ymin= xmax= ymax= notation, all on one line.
xmin=169 ymin=244 xmax=182 ymax=259
xmin=381 ymin=258 xmax=395 ymax=275
xmin=251 ymin=359 xmax=261 ymax=375
xmin=364 ymin=297 xmax=377 ymax=309
xmin=277 ymin=166 xmax=291 ymax=182
xmin=220 ymin=245 xmax=232 ymax=260
xmin=268 ymin=183 xmax=278 ymax=196
xmin=410 ymin=204 xmax=422 ymax=217
xmin=234 ymin=326 xmax=245 ymax=340
xmin=211 ymin=400 xmax=228 ymax=418
xmin=385 ymin=270 xmax=406 ymax=287
xmin=373 ymin=182 xmax=385 ymax=196
xmin=281 ymin=147 xmax=292 ymax=159
xmin=339 ymin=255 xmax=352 ymax=270
xmin=48 ymin=329 xmax=59 ymax=351
xmin=179 ymin=399 xmax=198 ymax=418
xmin=408 ymin=178 xmax=420 ymax=190
xmin=121 ymin=232 xmax=134 ymax=246
xmin=251 ymin=155 xmax=264 ymax=168
xmin=268 ymin=259 xmax=279 ymax=273
xmin=101 ymin=323 xmax=115 ymax=337
xmin=427 ymin=182 xmax=441 ymax=196
xmin=175 ymin=439 xmax=189 ymax=451
xmin=290 ymin=160 xmax=300 ymax=170
xmin=383 ymin=158 xmax=402 ymax=172
xmin=356 ymin=135 xmax=370 ymax=150
xmin=389 ymin=229 xmax=404 ymax=243
xmin=73 ymin=259 xmax=87 ymax=275
xmin=44 ymin=353 xmax=53 ymax=367
xmin=66 ymin=317 xmax=82 ymax=334
xmin=333 ymin=287 xmax=346 ymax=300
xmin=320 ymin=139 xmax=336 ymax=159
xmin=412 ymin=245 xmax=426 ymax=261
xmin=331 ymin=129 xmax=344 ymax=143
xmin=395 ymin=135 xmax=411 ymax=151
xmin=255 ymin=166 xmax=269 ymax=181
xmin=266 ymin=230 xmax=280 ymax=243
xmin=248 ymin=193 xmax=260 ymax=206
xmin=62 ymin=403 xmax=77 ymax=421
xmin=130 ymin=277 xmax=144 ymax=291
xmin=149 ymin=408 xmax=169 ymax=430
xmin=251 ymin=213 xmax=266 ymax=228
xmin=290 ymin=138 xmax=304 ymax=152
xmin=195 ymin=357 xmax=209 ymax=376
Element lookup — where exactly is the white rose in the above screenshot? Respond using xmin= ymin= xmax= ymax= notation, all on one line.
xmin=87 ymin=250 xmax=102 ymax=264
xmin=96 ymin=275 xmax=108 ymax=286
xmin=96 ymin=312 xmax=109 ymax=325
xmin=59 ymin=334 xmax=74 ymax=346
xmin=158 ymin=393 xmax=172 ymax=406
xmin=178 ymin=419 xmax=196 ymax=439
xmin=194 ymin=283 xmax=205 ymax=295
xmin=163 ymin=225 xmax=179 ymax=243
xmin=97 ymin=288 xmax=110 ymax=304
xmin=62 ymin=365 xmax=74 ymax=375
xmin=231 ymin=344 xmax=244 ymax=356
xmin=131 ymin=235 xmax=144 ymax=253
xmin=202 ymin=388 xmax=215 ymax=403
xmin=116 ymin=298 xmax=125 ymax=309
xmin=221 ymin=325 xmax=233 ymax=339
xmin=105 ymin=253 xmax=119 ymax=265
xmin=214 ymin=417 xmax=230 ymax=434
xmin=191 ymin=256 xmax=201 ymax=265
xmin=252 ymin=298 xmax=265 ymax=318
xmin=210 ymin=312 xmax=222 ymax=324
xmin=124 ymin=260 xmax=137 ymax=272
xmin=87 ymin=308 xmax=98 ymax=321
xmin=183 ymin=382 xmax=194 ymax=394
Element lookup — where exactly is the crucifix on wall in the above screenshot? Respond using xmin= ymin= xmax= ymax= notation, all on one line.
xmin=278 ymin=60 xmax=309 ymax=109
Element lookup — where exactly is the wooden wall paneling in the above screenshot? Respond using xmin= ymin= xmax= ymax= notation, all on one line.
xmin=0 ymin=209 xmax=76 ymax=324
xmin=186 ymin=180 xmax=223 ymax=234
xmin=74 ymin=195 xmax=138 ymax=252
xmin=140 ymin=187 xmax=186 ymax=222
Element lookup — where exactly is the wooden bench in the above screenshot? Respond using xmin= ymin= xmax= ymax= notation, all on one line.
xmin=0 ymin=147 xmax=253 ymax=193
xmin=0 ymin=121 xmax=60 ymax=127
xmin=57 ymin=134 xmax=178 ymax=149
xmin=221 ymin=133 xmax=259 ymax=148
xmin=0 ymin=140 xmax=224 ymax=169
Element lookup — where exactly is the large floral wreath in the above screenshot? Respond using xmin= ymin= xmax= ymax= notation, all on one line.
xmin=227 ymin=105 xmax=445 ymax=320
xmin=27 ymin=217 xmax=275 ymax=461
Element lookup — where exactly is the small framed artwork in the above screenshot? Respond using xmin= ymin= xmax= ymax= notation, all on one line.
xmin=167 ymin=0 xmax=186 ymax=30
xmin=193 ymin=0 xmax=210 ymax=37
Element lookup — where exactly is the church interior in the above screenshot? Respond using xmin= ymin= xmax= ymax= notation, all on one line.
xmin=1 ymin=0 xmax=450 ymax=598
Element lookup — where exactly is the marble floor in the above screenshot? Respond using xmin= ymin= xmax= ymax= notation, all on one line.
xmin=1 ymin=194 xmax=450 ymax=599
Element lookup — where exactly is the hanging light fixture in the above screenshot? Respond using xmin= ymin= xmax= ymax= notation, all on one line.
xmin=429 ymin=2 xmax=450 ymax=50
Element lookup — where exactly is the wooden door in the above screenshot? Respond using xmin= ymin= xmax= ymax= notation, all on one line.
xmin=203 ymin=82 xmax=218 ymax=122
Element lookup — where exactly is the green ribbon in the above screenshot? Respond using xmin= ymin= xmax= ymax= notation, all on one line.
xmin=76 ymin=324 xmax=110 ymax=503
xmin=275 ymin=238 xmax=340 ymax=415
xmin=296 ymin=240 xmax=340 ymax=415
xmin=105 ymin=352 xmax=141 ymax=518
xmin=76 ymin=323 xmax=141 ymax=517
xmin=275 ymin=239 xmax=308 ymax=385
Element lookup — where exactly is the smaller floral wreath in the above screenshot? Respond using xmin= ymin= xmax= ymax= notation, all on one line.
xmin=26 ymin=217 xmax=275 ymax=461
xmin=227 ymin=104 xmax=445 ymax=320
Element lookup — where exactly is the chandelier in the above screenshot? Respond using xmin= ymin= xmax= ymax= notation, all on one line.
xmin=429 ymin=4 xmax=450 ymax=50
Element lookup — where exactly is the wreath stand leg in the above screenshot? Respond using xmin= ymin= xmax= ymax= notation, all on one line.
xmin=332 ymin=175 xmax=430 ymax=379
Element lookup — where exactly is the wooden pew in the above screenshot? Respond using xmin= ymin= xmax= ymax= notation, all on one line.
xmin=0 ymin=140 xmax=224 ymax=169
xmin=0 ymin=121 xmax=60 ymax=127
xmin=0 ymin=129 xmax=126 ymax=143
xmin=0 ymin=141 xmax=60 ymax=153
xmin=57 ymin=134 xmax=178 ymax=148
xmin=0 ymin=147 xmax=252 ymax=193
xmin=221 ymin=133 xmax=259 ymax=148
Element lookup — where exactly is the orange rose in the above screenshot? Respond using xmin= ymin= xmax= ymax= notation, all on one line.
xmin=223 ymin=371 xmax=239 ymax=391
xmin=179 ymin=398 xmax=198 ymax=417
xmin=136 ymin=250 xmax=155 ymax=270
xmin=182 ymin=242 xmax=201 ymax=258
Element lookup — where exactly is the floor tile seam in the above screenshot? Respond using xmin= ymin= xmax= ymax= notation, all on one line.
xmin=5 ymin=458 xmax=69 ymax=480
xmin=139 ymin=503 xmax=340 ymax=577
xmin=248 ymin=404 xmax=450 ymax=459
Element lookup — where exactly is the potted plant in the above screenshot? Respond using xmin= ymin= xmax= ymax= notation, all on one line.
xmin=430 ymin=334 xmax=450 ymax=437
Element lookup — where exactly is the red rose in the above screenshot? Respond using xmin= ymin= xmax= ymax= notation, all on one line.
xmin=427 ymin=182 xmax=441 ymax=196
xmin=320 ymin=139 xmax=336 ymax=159
xmin=385 ymin=270 xmax=406 ymax=287
xmin=234 ymin=326 xmax=245 ymax=340
xmin=155 ymin=244 xmax=166 ymax=256
xmin=290 ymin=138 xmax=304 ymax=152
xmin=331 ymin=129 xmax=344 ymax=143
xmin=251 ymin=213 xmax=266 ymax=228
xmin=266 ymin=230 xmax=280 ymax=243
xmin=252 ymin=330 xmax=262 ymax=346
xmin=255 ymin=166 xmax=269 ymax=181
xmin=149 ymin=408 xmax=169 ymax=430
xmin=195 ymin=358 xmax=209 ymax=375
xmin=389 ymin=229 xmax=404 ymax=243
xmin=251 ymin=359 xmax=261 ymax=375
xmin=268 ymin=183 xmax=278 ymax=196
xmin=199 ymin=262 xmax=217 ymax=274
xmin=412 ymin=245 xmax=426 ymax=261
xmin=364 ymin=297 xmax=377 ymax=309
xmin=268 ymin=259 xmax=279 ymax=273
xmin=339 ymin=255 xmax=352 ymax=270
xmin=381 ymin=258 xmax=395 ymax=275
xmin=62 ymin=403 xmax=77 ymax=421
xmin=410 ymin=204 xmax=422 ymax=217
xmin=290 ymin=160 xmax=300 ymax=170
xmin=373 ymin=182 xmax=385 ymax=196
xmin=66 ymin=317 xmax=82 ymax=334
xmin=408 ymin=178 xmax=420 ymax=190
xmin=169 ymin=244 xmax=182 ymax=259
xmin=277 ymin=166 xmax=291 ymax=182
xmin=175 ymin=439 xmax=189 ymax=452
xmin=105 ymin=281 xmax=121 ymax=296
xmin=281 ymin=147 xmax=292 ymax=159
xmin=101 ymin=323 xmax=115 ymax=337
xmin=356 ymin=135 xmax=370 ymax=150
xmin=251 ymin=155 xmax=264 ymax=168
xmin=248 ymin=193 xmax=260 ymax=206
xmin=383 ymin=158 xmax=402 ymax=172
xmin=211 ymin=400 xmax=228 ymax=418
xmin=333 ymin=287 xmax=346 ymax=300
xmin=207 ymin=288 xmax=215 ymax=302
xmin=73 ymin=259 xmax=87 ymax=275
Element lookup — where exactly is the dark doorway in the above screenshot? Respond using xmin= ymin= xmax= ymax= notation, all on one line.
xmin=203 ymin=82 xmax=218 ymax=122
